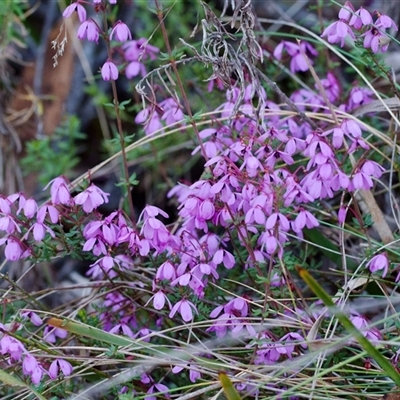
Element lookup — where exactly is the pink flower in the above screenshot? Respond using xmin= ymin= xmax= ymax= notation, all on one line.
xmin=125 ymin=61 xmax=146 ymax=78
xmin=169 ymin=299 xmax=197 ymax=322
xmin=172 ymin=363 xmax=201 ymax=382
xmin=156 ymin=261 xmax=176 ymax=281
xmin=350 ymin=313 xmax=382 ymax=342
xmin=320 ymin=72 xmax=340 ymax=103
xmin=321 ymin=20 xmax=355 ymax=47
xmin=109 ymin=323 xmax=135 ymax=338
xmin=292 ymin=209 xmax=319 ymax=232
xmin=77 ymin=20 xmax=99 ymax=43
xmin=46 ymin=176 xmax=72 ymax=205
xmin=349 ymin=7 xmax=372 ymax=29
xmin=213 ymin=249 xmax=235 ymax=269
xmin=23 ymin=354 xmax=44 ymax=385
xmin=43 ymin=326 xmax=68 ymax=343
xmin=347 ymin=86 xmax=374 ymax=111
xmin=74 ymin=183 xmax=110 ymax=212
xmin=135 ymin=107 xmax=163 ymax=135
xmin=101 ymin=60 xmax=119 ymax=81
xmin=0 ymin=215 xmax=20 ymax=234
xmin=376 ymin=14 xmax=398 ymax=30
xmin=277 ymin=332 xmax=307 ymax=358
xmin=367 ymin=253 xmax=389 ymax=277
xmin=0 ymin=237 xmax=29 ymax=261
xmin=49 ymin=359 xmax=73 ymax=379
xmin=21 ymin=311 xmax=43 ymax=326
xmin=63 ymin=2 xmax=87 ymax=23
xmin=37 ymin=204 xmax=59 ymax=224
xmin=152 ymin=291 xmax=172 ymax=310
xmin=274 ymin=41 xmax=318 ymax=73
xmin=110 ymin=21 xmax=132 ymax=42
xmin=338 ymin=1 xmax=355 ymax=21
xmin=22 ymin=198 xmax=38 ymax=218
xmin=363 ymin=28 xmax=391 ymax=53
xmin=0 ymin=334 xmax=25 ymax=361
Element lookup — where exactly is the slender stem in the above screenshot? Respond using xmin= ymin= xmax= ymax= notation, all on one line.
xmin=102 ymin=9 xmax=136 ymax=226
xmin=154 ymin=0 xmax=208 ymax=161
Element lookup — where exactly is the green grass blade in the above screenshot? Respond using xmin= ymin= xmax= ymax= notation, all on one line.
xmin=47 ymin=317 xmax=134 ymax=347
xmin=219 ymin=372 xmax=242 ymax=400
xmin=296 ymin=266 xmax=400 ymax=386
xmin=0 ymin=369 xmax=46 ymax=400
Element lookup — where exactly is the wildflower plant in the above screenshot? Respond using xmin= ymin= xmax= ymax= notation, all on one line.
xmin=2 ymin=0 xmax=400 ymax=398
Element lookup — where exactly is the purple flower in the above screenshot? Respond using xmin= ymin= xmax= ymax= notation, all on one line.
xmin=49 ymin=359 xmax=73 ymax=379
xmin=376 ymin=14 xmax=398 ymax=30
xmin=135 ymin=107 xmax=163 ymax=135
xmin=37 ymin=204 xmax=59 ymax=224
xmin=0 ymin=334 xmax=26 ymax=361
xmin=349 ymin=7 xmax=372 ymax=29
xmin=152 ymin=291 xmax=172 ymax=310
xmin=109 ymin=323 xmax=135 ymax=338
xmin=363 ymin=28 xmax=392 ymax=53
xmin=63 ymin=2 xmax=87 ymax=23
xmin=367 ymin=253 xmax=389 ymax=277
xmin=156 ymin=260 xmax=176 ymax=281
xmin=320 ymin=72 xmax=340 ymax=103
xmin=43 ymin=326 xmax=68 ymax=343
xmin=212 ymin=249 xmax=235 ymax=269
xmin=338 ymin=1 xmax=355 ymax=21
xmin=169 ymin=299 xmax=197 ymax=322
xmin=0 ymin=236 xmax=29 ymax=261
xmin=21 ymin=311 xmax=43 ymax=326
xmin=46 ymin=176 xmax=72 ymax=205
xmin=172 ymin=363 xmax=201 ymax=382
xmin=274 ymin=41 xmax=318 ymax=73
xmin=101 ymin=59 xmax=119 ymax=81
xmin=350 ymin=313 xmax=382 ymax=342
xmin=23 ymin=354 xmax=44 ymax=385
xmin=21 ymin=198 xmax=38 ymax=218
xmin=292 ymin=209 xmax=319 ymax=232
xmin=125 ymin=61 xmax=146 ymax=78
xmin=347 ymin=86 xmax=374 ymax=111
xmin=74 ymin=183 xmax=110 ymax=212
xmin=110 ymin=21 xmax=132 ymax=42
xmin=277 ymin=332 xmax=307 ymax=358
xmin=0 ymin=214 xmax=20 ymax=234
xmin=77 ymin=20 xmax=99 ymax=42
xmin=321 ymin=20 xmax=355 ymax=47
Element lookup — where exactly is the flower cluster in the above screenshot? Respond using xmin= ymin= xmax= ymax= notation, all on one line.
xmin=7 ymin=0 xmax=398 ymax=395
xmin=321 ymin=1 xmax=398 ymax=53
xmin=63 ymin=1 xmax=159 ymax=82
xmin=0 ymin=319 xmax=72 ymax=384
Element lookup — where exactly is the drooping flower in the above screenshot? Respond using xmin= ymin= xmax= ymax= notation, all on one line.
xmin=169 ymin=299 xmax=197 ymax=322
xmin=273 ymin=41 xmax=318 ymax=73
xmin=321 ymin=20 xmax=355 ymax=47
xmin=77 ymin=20 xmax=99 ymax=43
xmin=349 ymin=7 xmax=372 ymax=29
xmin=101 ymin=60 xmax=119 ymax=81
xmin=366 ymin=253 xmax=389 ymax=277
xmin=110 ymin=21 xmax=132 ymax=42
xmin=48 ymin=359 xmax=73 ymax=379
xmin=74 ymin=183 xmax=110 ymax=212
xmin=63 ymin=2 xmax=87 ymax=23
